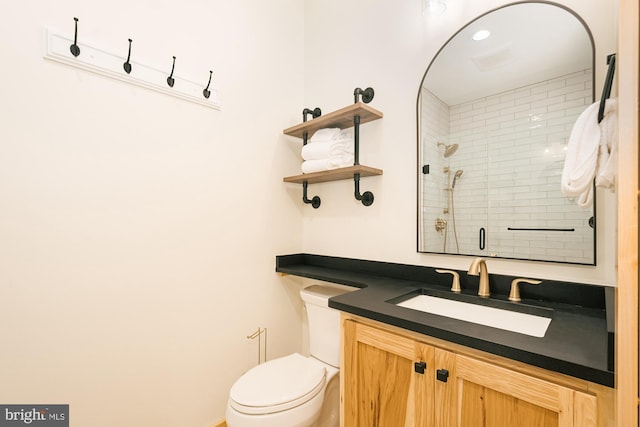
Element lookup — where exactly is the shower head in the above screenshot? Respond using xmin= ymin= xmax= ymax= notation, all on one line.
xmin=451 ymin=169 xmax=463 ymax=188
xmin=437 ymin=142 xmax=459 ymax=158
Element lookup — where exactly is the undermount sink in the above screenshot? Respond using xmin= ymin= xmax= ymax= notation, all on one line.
xmin=395 ymin=292 xmax=552 ymax=338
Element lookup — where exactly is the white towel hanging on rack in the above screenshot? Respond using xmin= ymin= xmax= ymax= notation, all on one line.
xmin=560 ymin=98 xmax=617 ymax=207
xmin=595 ymin=99 xmax=618 ymax=190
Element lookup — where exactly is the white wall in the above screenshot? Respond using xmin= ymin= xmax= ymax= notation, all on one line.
xmin=302 ymin=0 xmax=618 ymax=285
xmin=0 ymin=1 xmax=305 ymax=426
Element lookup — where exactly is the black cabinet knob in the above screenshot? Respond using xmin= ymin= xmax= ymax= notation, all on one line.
xmin=414 ymin=361 xmax=427 ymax=374
xmin=436 ymin=369 xmax=449 ymax=382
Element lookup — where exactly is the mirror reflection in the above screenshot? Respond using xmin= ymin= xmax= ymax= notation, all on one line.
xmin=418 ymin=2 xmax=595 ymax=264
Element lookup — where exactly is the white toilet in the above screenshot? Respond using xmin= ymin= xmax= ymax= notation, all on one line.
xmin=226 ymin=285 xmax=350 ymax=427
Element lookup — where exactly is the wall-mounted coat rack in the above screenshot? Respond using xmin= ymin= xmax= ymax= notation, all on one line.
xmin=43 ymin=18 xmax=220 ymax=110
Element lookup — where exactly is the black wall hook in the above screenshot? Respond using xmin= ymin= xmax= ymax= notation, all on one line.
xmin=123 ymin=38 xmax=133 ymax=74
xmin=203 ymin=70 xmax=213 ymax=99
xmin=353 ymin=87 xmax=374 ymax=104
xmin=166 ymin=56 xmax=176 ymax=87
xmin=302 ymin=107 xmax=322 ymax=122
xmin=69 ymin=17 xmax=80 ymax=57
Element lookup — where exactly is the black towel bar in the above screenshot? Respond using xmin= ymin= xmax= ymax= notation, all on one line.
xmin=507 ymin=227 xmax=575 ymax=232
xmin=597 ymin=53 xmax=616 ymax=123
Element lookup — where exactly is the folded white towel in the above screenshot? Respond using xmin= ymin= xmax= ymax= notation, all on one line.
xmin=310 ymin=128 xmax=341 ymax=143
xmin=301 ymin=138 xmax=354 ymax=160
xmin=301 ymin=155 xmax=354 ymax=174
xmin=595 ymin=99 xmax=617 ymax=191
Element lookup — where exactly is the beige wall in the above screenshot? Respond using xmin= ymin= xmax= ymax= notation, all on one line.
xmin=0 ymin=1 xmax=305 ymax=426
xmin=301 ymin=0 xmax=618 ymax=285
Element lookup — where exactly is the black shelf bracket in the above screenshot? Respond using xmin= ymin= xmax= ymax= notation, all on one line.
xmin=352 ymin=113 xmax=374 ymax=206
xmin=354 ymin=173 xmax=374 ymax=206
xmin=301 ymin=107 xmax=321 ymax=146
xmin=354 ymin=114 xmax=361 ymax=165
xmin=353 ymin=87 xmax=374 ymax=104
xmin=302 ymin=181 xmax=321 ymax=209
xmin=302 ymin=107 xmax=322 ymax=122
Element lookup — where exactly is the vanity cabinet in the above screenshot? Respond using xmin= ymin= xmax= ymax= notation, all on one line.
xmin=452 ymin=356 xmax=596 ymax=426
xmin=342 ymin=316 xmax=434 ymax=426
xmin=341 ymin=315 xmax=612 ymax=427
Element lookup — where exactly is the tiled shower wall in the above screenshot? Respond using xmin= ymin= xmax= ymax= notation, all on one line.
xmin=420 ymin=90 xmax=451 ymax=252
xmin=420 ymin=69 xmax=594 ymax=264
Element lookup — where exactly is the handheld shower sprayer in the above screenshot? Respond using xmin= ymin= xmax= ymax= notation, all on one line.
xmin=443 ymin=168 xmax=464 ymax=254
xmin=451 ymin=170 xmax=463 ymax=188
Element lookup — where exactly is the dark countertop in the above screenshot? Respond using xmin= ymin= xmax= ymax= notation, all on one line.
xmin=276 ymin=253 xmax=614 ymax=387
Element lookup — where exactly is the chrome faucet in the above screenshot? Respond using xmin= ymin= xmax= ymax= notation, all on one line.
xmin=468 ymin=258 xmax=490 ymax=297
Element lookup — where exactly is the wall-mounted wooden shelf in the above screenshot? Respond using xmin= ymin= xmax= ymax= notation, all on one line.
xmin=283 ymin=165 xmax=382 ymax=184
xmin=283 ymin=103 xmax=383 ymax=139
xmin=283 ymin=95 xmax=383 ymax=207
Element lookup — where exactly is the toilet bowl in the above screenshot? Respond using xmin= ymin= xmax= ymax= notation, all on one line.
xmin=225 ymin=285 xmax=351 ymax=427
xmin=226 ymin=353 xmax=339 ymax=427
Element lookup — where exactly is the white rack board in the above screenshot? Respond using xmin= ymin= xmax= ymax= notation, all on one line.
xmin=43 ymin=28 xmax=221 ymax=110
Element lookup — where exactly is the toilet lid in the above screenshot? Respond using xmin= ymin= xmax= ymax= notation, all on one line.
xmin=229 ymin=353 xmax=326 ymax=415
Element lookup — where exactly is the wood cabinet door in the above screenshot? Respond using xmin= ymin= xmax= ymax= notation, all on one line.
xmin=452 ymin=355 xmax=597 ymax=427
xmin=433 ymin=347 xmax=457 ymax=427
xmin=342 ymin=320 xmax=434 ymax=427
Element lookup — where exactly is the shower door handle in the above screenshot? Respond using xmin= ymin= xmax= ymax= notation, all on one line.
xmin=479 ymin=228 xmax=485 ymax=250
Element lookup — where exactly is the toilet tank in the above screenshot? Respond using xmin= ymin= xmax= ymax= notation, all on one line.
xmin=300 ymin=285 xmax=352 ymax=368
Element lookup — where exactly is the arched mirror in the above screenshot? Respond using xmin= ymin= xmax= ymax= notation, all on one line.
xmin=417 ymin=1 xmax=595 ymax=265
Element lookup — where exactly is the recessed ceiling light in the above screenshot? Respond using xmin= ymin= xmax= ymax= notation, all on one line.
xmin=472 ymin=30 xmax=491 ymax=41
xmin=423 ymin=0 xmax=446 ymax=15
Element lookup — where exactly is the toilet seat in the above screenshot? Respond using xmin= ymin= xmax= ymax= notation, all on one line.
xmin=229 ymin=353 xmax=327 ymax=415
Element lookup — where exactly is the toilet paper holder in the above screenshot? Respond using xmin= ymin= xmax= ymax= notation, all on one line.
xmin=247 ymin=327 xmax=268 ymax=365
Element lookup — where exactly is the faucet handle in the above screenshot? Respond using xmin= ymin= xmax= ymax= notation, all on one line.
xmin=436 ymin=269 xmax=461 ymax=293
xmin=509 ymin=278 xmax=542 ymax=302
